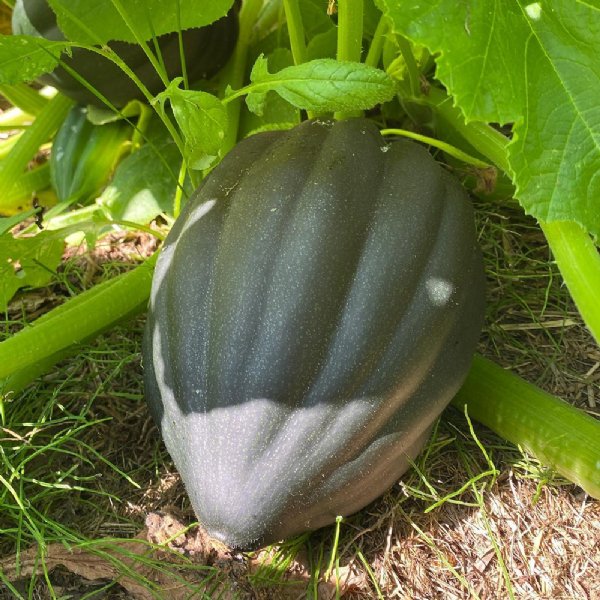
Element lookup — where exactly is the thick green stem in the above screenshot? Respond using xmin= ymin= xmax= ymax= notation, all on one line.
xmin=541 ymin=221 xmax=600 ymax=345
xmin=0 ymin=255 xmax=156 ymax=382
xmin=336 ymin=0 xmax=363 ymax=62
xmin=283 ymin=0 xmax=307 ymax=66
xmin=453 ymin=355 xmax=600 ymax=499
xmin=0 ymin=94 xmax=73 ymax=202
xmin=335 ymin=0 xmax=363 ymax=120
xmin=222 ymin=0 xmax=264 ymax=154
xmin=1 ymin=349 xmax=74 ymax=398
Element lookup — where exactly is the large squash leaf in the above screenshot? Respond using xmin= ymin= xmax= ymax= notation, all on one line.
xmin=0 ymin=35 xmax=68 ymax=84
xmin=378 ymin=0 xmax=600 ymax=238
xmin=47 ymin=0 xmax=235 ymax=45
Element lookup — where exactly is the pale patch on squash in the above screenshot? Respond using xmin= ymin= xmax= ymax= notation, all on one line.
xmin=425 ymin=276 xmax=454 ymax=306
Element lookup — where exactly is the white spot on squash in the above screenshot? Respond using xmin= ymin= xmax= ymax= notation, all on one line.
xmin=425 ymin=277 xmax=454 ymax=306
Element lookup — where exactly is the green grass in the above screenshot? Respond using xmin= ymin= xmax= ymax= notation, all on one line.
xmin=0 ymin=317 xmax=233 ymax=598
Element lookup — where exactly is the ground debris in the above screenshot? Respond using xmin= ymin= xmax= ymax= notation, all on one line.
xmin=0 ymin=529 xmax=206 ymax=600
xmin=1 ymin=512 xmax=367 ymax=599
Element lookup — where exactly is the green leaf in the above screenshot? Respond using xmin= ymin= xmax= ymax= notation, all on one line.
xmin=378 ymin=1 xmax=526 ymax=124
xmin=97 ymin=141 xmax=183 ymax=224
xmin=509 ymin=1 xmax=600 ymax=238
xmin=246 ymin=55 xmax=270 ymax=116
xmin=155 ymin=80 xmax=228 ymax=170
xmin=47 ymin=0 xmax=235 ymax=44
xmin=244 ymin=57 xmax=396 ymax=114
xmin=0 ymin=35 xmax=68 ymax=84
xmin=0 ymin=232 xmax=63 ymax=312
xmin=379 ymin=0 xmax=600 ymax=237
xmin=239 ymin=49 xmax=301 ymax=138
xmin=306 ymin=29 xmax=337 ymax=61
xmin=299 ymin=0 xmax=335 ymax=38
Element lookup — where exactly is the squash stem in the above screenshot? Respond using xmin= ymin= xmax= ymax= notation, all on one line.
xmin=0 ymin=254 xmax=157 ymax=384
xmin=540 ymin=221 xmax=600 ymax=346
xmin=335 ymin=0 xmax=363 ymax=120
xmin=453 ymin=355 xmax=600 ymax=499
xmin=0 ymin=94 xmax=73 ymax=204
xmin=283 ymin=0 xmax=307 ymax=66
xmin=336 ymin=0 xmax=363 ymax=63
xmin=222 ymin=0 xmax=264 ymax=154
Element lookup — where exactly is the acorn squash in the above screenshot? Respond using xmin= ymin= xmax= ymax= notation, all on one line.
xmin=143 ymin=118 xmax=486 ymax=550
xmin=11 ymin=0 xmax=238 ymax=107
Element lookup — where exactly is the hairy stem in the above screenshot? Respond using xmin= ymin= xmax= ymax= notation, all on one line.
xmin=222 ymin=0 xmax=264 ymax=154
xmin=335 ymin=0 xmax=363 ymax=120
xmin=0 ymin=255 xmax=157 ymax=383
xmin=283 ymin=0 xmax=307 ymax=65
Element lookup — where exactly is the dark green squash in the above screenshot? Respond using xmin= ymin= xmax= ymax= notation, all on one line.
xmin=143 ymin=118 xmax=486 ymax=550
xmin=12 ymin=0 xmax=238 ymax=107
